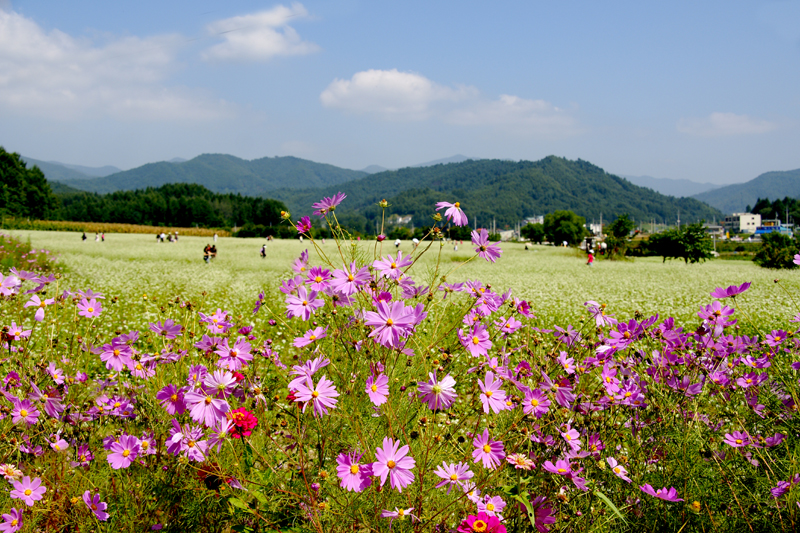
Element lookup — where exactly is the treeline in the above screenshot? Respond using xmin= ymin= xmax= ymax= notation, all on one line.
xmin=1 ymin=147 xmax=59 ymax=219
xmin=749 ymin=197 xmax=800 ymax=225
xmin=56 ymin=183 xmax=287 ymax=228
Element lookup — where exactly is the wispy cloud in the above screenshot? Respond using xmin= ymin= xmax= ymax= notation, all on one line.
xmin=0 ymin=9 xmax=235 ymax=121
xmin=677 ymin=112 xmax=779 ymax=137
xmin=202 ymin=3 xmax=318 ymax=62
xmin=321 ymin=69 xmax=579 ymax=136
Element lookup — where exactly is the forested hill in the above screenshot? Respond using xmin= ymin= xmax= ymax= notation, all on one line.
xmin=692 ymin=168 xmax=800 ymax=213
xmin=271 ymin=156 xmax=722 ymax=229
xmin=59 ymin=154 xmax=367 ymax=195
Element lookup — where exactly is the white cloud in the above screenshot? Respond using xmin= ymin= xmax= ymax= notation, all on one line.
xmin=677 ymin=112 xmax=779 ymax=137
xmin=320 ymin=69 xmax=475 ymax=120
xmin=0 ymin=9 xmax=235 ymax=121
xmin=202 ymin=3 xmax=318 ymax=62
xmin=320 ymin=69 xmax=579 ymax=136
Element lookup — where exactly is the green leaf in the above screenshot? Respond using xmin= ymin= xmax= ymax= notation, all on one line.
xmin=594 ymin=490 xmax=627 ymax=524
xmin=510 ymin=493 xmax=537 ymax=529
xmin=228 ymin=496 xmax=254 ymax=514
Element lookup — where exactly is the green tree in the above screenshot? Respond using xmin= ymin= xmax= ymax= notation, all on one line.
xmin=604 ymin=213 xmax=636 ymax=259
xmin=543 ymin=210 xmax=586 ymax=245
xmin=0 ymin=146 xmax=59 ymax=219
xmin=753 ymin=232 xmax=798 ymax=269
xmin=647 ymin=222 xmax=713 ymax=264
xmin=521 ymin=223 xmax=546 ymax=244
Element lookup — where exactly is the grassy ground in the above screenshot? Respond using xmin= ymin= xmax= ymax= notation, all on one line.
xmin=7 ymin=230 xmax=800 ymax=332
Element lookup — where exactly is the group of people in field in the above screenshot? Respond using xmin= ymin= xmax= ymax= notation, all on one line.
xmin=81 ymin=232 xmax=105 ymax=242
xmin=156 ymin=232 xmax=179 ymax=243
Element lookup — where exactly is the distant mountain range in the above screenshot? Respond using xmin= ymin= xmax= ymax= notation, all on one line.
xmin=691 ymin=169 xmax=800 ymax=213
xmin=621 ymin=174 xmax=720 ymax=197
xmin=20 ymin=156 xmax=122 ymax=181
xmin=54 ymin=154 xmax=368 ymax=195
xmin=360 ymin=155 xmax=475 ymax=174
xmin=270 ymin=156 xmax=721 ymax=228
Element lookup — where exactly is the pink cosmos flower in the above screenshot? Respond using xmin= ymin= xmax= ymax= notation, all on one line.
xmin=436 ymin=201 xmax=468 ymax=226
xmin=607 ymin=457 xmax=632 ymax=482
xmin=156 ymin=384 xmax=187 ymax=415
xmin=459 ymin=323 xmax=492 ymax=357
xmin=363 ymin=300 xmax=417 ymax=348
xmin=24 ymin=294 xmax=54 ymax=322
xmin=710 ymin=282 xmax=751 ymax=299
xmin=434 ymin=461 xmax=474 ymax=493
xmin=312 ymin=192 xmax=346 ymax=216
xmin=214 ymin=337 xmax=253 ymax=370
xmin=365 ymin=373 xmax=390 ymax=406
xmin=560 ymin=424 xmax=582 ymax=451
xmin=10 ymin=476 xmax=46 ymax=506
xmin=418 ymin=372 xmax=458 ymax=410
xmin=381 ymin=508 xmax=418 ymax=527
xmin=522 ymin=389 xmax=551 ymax=418
xmin=294 ymin=376 xmax=339 ymax=417
xmin=794 ymin=253 xmax=800 ymax=266
xmin=330 ymin=262 xmax=371 ymax=295
xmin=373 ymin=437 xmax=416 ymax=492
xmin=0 ymin=508 xmax=23 ymax=532
xmin=336 ymin=452 xmax=373 ymax=492
xmin=149 ymin=319 xmax=182 ymax=339
xmin=83 ymin=491 xmax=110 ymax=521
xmin=472 ymin=229 xmax=503 ymax=262
xmin=11 ymin=400 xmax=39 ymax=426
xmin=723 ymin=431 xmax=751 ymax=448
xmin=479 ymin=371 xmax=509 ymax=414
xmin=306 ymin=266 xmax=332 ymax=291
xmin=478 ymin=495 xmax=506 ymax=519
xmin=472 ymin=429 xmax=505 ymax=469
xmin=639 ymin=484 xmax=683 ymax=502
xmin=77 ymin=298 xmax=102 ymax=318
xmin=506 ymin=453 xmax=535 ymax=470
xmin=373 ymin=251 xmax=413 ymax=279
xmin=5 ymin=322 xmax=31 ymax=342
xmin=107 ymin=435 xmax=140 ymax=470
xmin=293 ymin=326 xmax=328 ymax=348
xmin=50 ymin=437 xmax=69 ymax=453
xmin=285 ymin=286 xmax=324 ymax=321
xmin=0 ymin=274 xmax=21 ymax=296
xmin=184 ymin=388 xmax=230 ymax=427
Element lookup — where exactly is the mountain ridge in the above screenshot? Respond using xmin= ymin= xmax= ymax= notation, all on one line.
xmin=692 ymin=169 xmax=800 ymax=213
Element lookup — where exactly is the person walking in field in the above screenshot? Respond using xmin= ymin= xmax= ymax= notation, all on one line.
xmin=587 ymin=250 xmax=595 ymax=266
xmin=260 ymin=244 xmax=267 ymax=259
xmin=203 ymin=244 xmax=211 ymax=263
xmin=82 ymin=232 xmax=87 ymax=242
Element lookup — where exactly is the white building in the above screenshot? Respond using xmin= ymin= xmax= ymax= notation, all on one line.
xmin=723 ymin=213 xmax=761 ymax=234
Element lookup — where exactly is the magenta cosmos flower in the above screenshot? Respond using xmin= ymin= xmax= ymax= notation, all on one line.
xmin=472 ymin=429 xmax=505 ymax=469
xmin=330 ymin=262 xmax=370 ymax=295
xmin=149 ymin=319 xmax=182 ymax=339
xmin=457 ymin=512 xmax=505 ymax=533
xmin=372 ymin=437 xmax=416 ymax=492
xmin=723 ymin=431 xmax=751 ymax=448
xmin=215 ymin=337 xmax=253 ymax=370
xmin=11 ymin=400 xmax=39 ymax=425
xmin=0 ymin=508 xmax=23 ymax=532
xmin=418 ymin=371 xmax=458 ymax=410
xmin=479 ymin=371 xmax=510 ymax=414
xmin=365 ymin=373 xmax=389 ymax=406
xmin=710 ymin=282 xmax=751 ymax=299
xmin=471 ymin=229 xmax=503 ymax=263
xmin=336 ymin=451 xmax=373 ymax=492
xmin=10 ymin=476 xmax=46 ymax=506
xmin=436 ymin=201 xmax=468 ymax=226
xmin=24 ymin=294 xmax=54 ymax=322
xmin=293 ymin=326 xmax=328 ymax=348
xmin=83 ymin=491 xmax=110 ymax=521
xmin=606 ymin=457 xmax=631 ymax=483
xmin=294 ymin=375 xmax=339 ymax=417
xmin=107 ymin=435 xmax=140 ymax=470
xmin=296 ymin=216 xmax=312 ymax=234
xmin=184 ymin=388 xmax=230 ymax=427
xmin=640 ymin=484 xmax=684 ymax=502
xmin=285 ymin=286 xmax=324 ymax=321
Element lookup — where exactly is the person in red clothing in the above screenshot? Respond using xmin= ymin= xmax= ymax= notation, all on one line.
xmin=587 ymin=250 xmax=594 ymax=266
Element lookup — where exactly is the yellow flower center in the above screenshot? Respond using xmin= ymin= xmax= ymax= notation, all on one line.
xmin=87 ymin=307 xmax=94 ymax=313
xmin=530 ymin=398 xmax=539 ymax=407
xmin=386 ymin=318 xmax=394 ymax=326
xmin=472 ymin=520 xmax=487 ymax=532
xmin=485 ymin=390 xmax=493 ymax=398
xmin=188 ymin=440 xmax=195 ymax=448
xmin=387 ymin=460 xmax=396 ymax=469
xmin=486 ymin=503 xmax=495 ymax=511
xmin=454 ymin=202 xmax=461 ymax=208
xmin=736 ymin=439 xmax=742 ymax=444
xmin=302 ymin=300 xmax=308 ymax=306
xmin=141 ymin=441 xmax=149 ymax=450
xmin=614 ymin=467 xmax=621 ymax=473
xmin=450 ymin=473 xmax=458 ymax=481
xmin=54 ymin=444 xmax=61 ymax=451
xmin=315 ymin=276 xmax=322 ymax=283
xmin=347 ymin=274 xmax=354 ymax=281
xmin=483 ymin=444 xmax=491 ymax=453
xmin=472 ymin=336 xmax=480 ymax=345
xmin=557 ymin=468 xmax=566 ymax=473
xmin=565 ymin=434 xmax=571 ymax=440
xmin=312 ymin=391 xmax=319 ymax=398
xmin=309 ymin=335 xmax=316 ymax=341
xmin=113 ymin=349 xmax=120 ymax=357
xmin=113 ymin=402 xmax=121 ymax=408
xmin=350 ymin=464 xmax=359 ymax=474
xmin=20 ymin=409 xmax=28 ymax=417
xmin=205 ymin=397 xmax=212 ymax=405
xmin=135 ymin=364 xmax=143 ymax=371
xmin=170 ymin=394 xmax=178 ymax=402
xmin=24 ymin=489 xmax=32 ymax=495
xmin=398 ymin=509 xmax=405 ymax=517
xmin=122 ymin=450 xmax=130 ymax=458
xmin=391 ymin=262 xmax=397 ymax=269
xmin=371 ymin=385 xmax=378 ymax=392
xmin=91 ymin=504 xmax=98 ymax=510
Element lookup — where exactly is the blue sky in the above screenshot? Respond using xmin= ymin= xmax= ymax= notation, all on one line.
xmin=1 ymin=0 xmax=799 ymax=184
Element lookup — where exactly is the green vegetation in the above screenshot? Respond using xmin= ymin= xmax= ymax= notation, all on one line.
xmin=645 ymin=222 xmax=714 ymax=264
xmin=59 ymin=154 xmax=367 ymax=195
xmin=754 ymin=232 xmax=799 ymax=269
xmin=54 ymin=183 xmax=287 ymax=229
xmin=543 ymin=209 xmax=587 ymax=245
xmin=0 ymin=232 xmax=58 ymax=272
xmin=0 ymin=146 xmax=60 ymax=219
xmin=520 ymin=222 xmax=546 ymax=243
xmin=693 ymin=168 xmax=800 ymax=213
xmin=604 ymin=213 xmax=636 ymax=259
xmin=750 ymin=196 xmax=800 ymax=225
xmin=273 ymin=156 xmax=722 ymax=230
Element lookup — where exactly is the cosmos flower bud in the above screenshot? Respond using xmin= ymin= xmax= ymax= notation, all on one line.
xmin=379 ymin=199 xmax=388 ymax=208
xmin=281 ymin=210 xmax=291 ymax=220
xmin=376 ymin=234 xmax=386 ymax=242
xmin=432 ymin=212 xmax=442 ymax=221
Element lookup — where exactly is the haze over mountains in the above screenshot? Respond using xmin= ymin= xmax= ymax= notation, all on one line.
xmin=691 ymin=169 xmax=800 ymax=214
xmin=621 ymin=175 xmax=720 ymax=197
